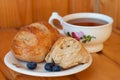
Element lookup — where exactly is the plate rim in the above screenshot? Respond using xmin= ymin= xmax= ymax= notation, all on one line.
xmin=4 ymin=51 xmax=92 ymax=77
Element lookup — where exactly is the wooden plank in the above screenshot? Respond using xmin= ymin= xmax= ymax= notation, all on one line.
xmin=0 ymin=0 xmax=33 ymax=28
xmin=117 ymin=1 xmax=120 ymax=29
xmin=0 ymin=29 xmax=18 ymax=80
xmin=0 ymin=0 xmax=96 ymax=28
xmin=16 ymin=0 xmax=33 ymax=26
xmin=69 ymin=0 xmax=94 ymax=13
xmin=0 ymin=58 xmax=14 ymax=80
xmin=75 ymin=53 xmax=120 ymax=80
xmin=103 ymin=32 xmax=120 ymax=64
xmin=32 ymin=0 xmax=52 ymax=22
xmin=15 ymin=75 xmax=73 ymax=80
xmin=50 ymin=0 xmax=69 ymax=16
xmin=0 ymin=70 xmax=6 ymax=80
xmin=33 ymin=0 xmax=69 ymax=22
xmin=0 ymin=0 xmax=20 ymax=28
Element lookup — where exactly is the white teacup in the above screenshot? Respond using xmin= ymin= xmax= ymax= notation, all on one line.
xmin=48 ymin=12 xmax=113 ymax=53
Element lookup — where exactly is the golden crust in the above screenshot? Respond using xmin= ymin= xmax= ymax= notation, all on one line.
xmin=11 ymin=22 xmax=60 ymax=62
xmin=45 ymin=37 xmax=90 ymax=69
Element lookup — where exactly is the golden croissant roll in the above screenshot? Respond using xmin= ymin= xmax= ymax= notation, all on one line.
xmin=11 ymin=22 xmax=60 ymax=62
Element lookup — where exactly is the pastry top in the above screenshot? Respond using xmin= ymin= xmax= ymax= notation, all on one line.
xmin=45 ymin=37 xmax=90 ymax=69
xmin=11 ymin=22 xmax=60 ymax=62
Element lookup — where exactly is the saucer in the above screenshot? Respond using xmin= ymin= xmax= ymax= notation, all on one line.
xmin=4 ymin=51 xmax=92 ymax=77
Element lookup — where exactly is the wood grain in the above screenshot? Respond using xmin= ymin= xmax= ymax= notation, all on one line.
xmin=69 ymin=0 xmax=94 ymax=13
xmin=75 ymin=53 xmax=120 ymax=80
xmin=0 ymin=29 xmax=18 ymax=80
xmin=103 ymin=32 xmax=120 ymax=64
xmin=0 ymin=0 xmax=120 ymax=30
xmin=0 ymin=0 xmax=33 ymax=28
xmin=98 ymin=0 xmax=120 ymax=29
xmin=0 ymin=0 xmax=94 ymax=28
xmin=0 ymin=0 xmax=20 ymax=28
xmin=33 ymin=0 xmax=69 ymax=22
xmin=16 ymin=0 xmax=33 ymax=26
xmin=0 ymin=70 xmax=6 ymax=80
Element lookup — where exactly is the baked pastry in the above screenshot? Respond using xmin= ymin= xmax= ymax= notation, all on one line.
xmin=11 ymin=22 xmax=60 ymax=62
xmin=45 ymin=37 xmax=90 ymax=69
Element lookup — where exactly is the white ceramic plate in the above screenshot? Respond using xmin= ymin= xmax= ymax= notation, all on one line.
xmin=4 ymin=51 xmax=92 ymax=77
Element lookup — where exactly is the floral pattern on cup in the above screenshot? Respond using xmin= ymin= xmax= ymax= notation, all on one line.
xmin=67 ymin=31 xmax=96 ymax=43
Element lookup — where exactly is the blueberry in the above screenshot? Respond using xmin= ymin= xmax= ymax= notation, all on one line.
xmin=44 ymin=63 xmax=61 ymax=72
xmin=52 ymin=65 xmax=61 ymax=72
xmin=27 ymin=62 xmax=37 ymax=70
xmin=44 ymin=63 xmax=54 ymax=71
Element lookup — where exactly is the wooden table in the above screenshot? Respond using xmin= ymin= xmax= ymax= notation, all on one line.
xmin=0 ymin=29 xmax=120 ymax=80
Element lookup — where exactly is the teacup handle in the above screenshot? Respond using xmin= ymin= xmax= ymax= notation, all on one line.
xmin=48 ymin=12 xmax=64 ymax=34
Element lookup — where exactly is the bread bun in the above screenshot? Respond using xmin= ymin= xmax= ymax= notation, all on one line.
xmin=11 ymin=22 xmax=60 ymax=62
xmin=45 ymin=37 xmax=90 ymax=69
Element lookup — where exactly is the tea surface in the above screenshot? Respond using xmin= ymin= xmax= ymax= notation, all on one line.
xmin=67 ymin=18 xmax=108 ymax=26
